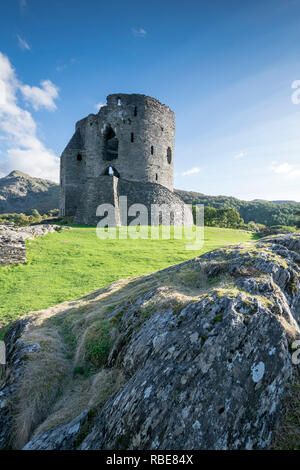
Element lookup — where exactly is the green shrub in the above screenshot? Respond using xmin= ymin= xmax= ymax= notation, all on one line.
xmin=193 ymin=205 xmax=244 ymax=229
xmin=269 ymin=225 xmax=297 ymax=233
xmin=46 ymin=209 xmax=60 ymax=217
xmin=29 ymin=209 xmax=42 ymax=224
xmin=0 ymin=213 xmax=31 ymax=226
xmin=59 ymin=216 xmax=74 ymax=225
xmin=246 ymin=221 xmax=267 ymax=231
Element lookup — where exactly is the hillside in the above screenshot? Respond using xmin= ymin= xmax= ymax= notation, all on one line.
xmin=0 ymin=171 xmax=59 ymax=215
xmin=175 ymin=189 xmax=300 ymax=226
xmin=0 ymin=233 xmax=299 ymax=449
xmin=1 ymin=171 xmax=299 ymax=227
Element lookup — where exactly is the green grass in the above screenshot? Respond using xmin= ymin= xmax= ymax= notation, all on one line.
xmin=0 ymin=226 xmax=255 ymax=329
xmin=84 ymin=319 xmax=113 ymax=367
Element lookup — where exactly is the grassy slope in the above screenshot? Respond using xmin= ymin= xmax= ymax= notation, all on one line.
xmin=0 ymin=226 xmax=254 ymax=328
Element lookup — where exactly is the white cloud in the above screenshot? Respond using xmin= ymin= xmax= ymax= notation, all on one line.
xmin=20 ymin=80 xmax=59 ymax=111
xmin=0 ymin=51 xmax=59 ymax=182
xmin=132 ymin=27 xmax=147 ymax=38
xmin=95 ymin=102 xmax=105 ymax=111
xmin=17 ymin=34 xmax=31 ymax=51
xmin=270 ymin=162 xmax=300 ymax=179
xmin=181 ymin=167 xmax=200 ymax=176
xmin=234 ymin=151 xmax=246 ymax=159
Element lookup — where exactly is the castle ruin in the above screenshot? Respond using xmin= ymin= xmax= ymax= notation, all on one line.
xmin=60 ymin=93 xmax=192 ymax=225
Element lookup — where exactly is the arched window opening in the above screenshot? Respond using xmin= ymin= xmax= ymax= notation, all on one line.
xmin=134 ymin=106 xmax=137 ymax=116
xmin=77 ymin=153 xmax=82 ymax=161
xmin=155 ymin=173 xmax=158 ymax=181
xmin=117 ymin=97 xmax=121 ymax=106
xmin=131 ymin=132 xmax=134 ymax=143
xmin=103 ymin=125 xmax=119 ymax=161
xmin=104 ymin=166 xmax=120 ymax=178
xmin=151 ymin=145 xmax=154 ymax=155
xmin=167 ymin=147 xmax=172 ymax=164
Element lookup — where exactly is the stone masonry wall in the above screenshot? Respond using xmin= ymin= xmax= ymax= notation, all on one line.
xmin=60 ymin=94 xmax=175 ymax=218
xmin=74 ymin=176 xmax=193 ymax=226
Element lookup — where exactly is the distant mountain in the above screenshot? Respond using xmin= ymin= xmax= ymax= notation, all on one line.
xmin=0 ymin=171 xmax=59 ymax=215
xmin=271 ymin=200 xmax=298 ymax=204
xmin=251 ymin=199 xmax=299 ymax=204
xmin=174 ymin=189 xmax=300 ymax=226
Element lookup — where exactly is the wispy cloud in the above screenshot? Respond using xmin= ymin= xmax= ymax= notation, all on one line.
xmin=181 ymin=167 xmax=200 ymax=176
xmin=0 ymin=51 xmax=59 ymax=182
xmin=56 ymin=57 xmax=79 ymax=73
xmin=132 ymin=27 xmax=147 ymax=38
xmin=17 ymin=34 xmax=31 ymax=51
xmin=234 ymin=151 xmax=246 ymax=159
xmin=56 ymin=64 xmax=67 ymax=73
xmin=94 ymin=102 xmax=105 ymax=112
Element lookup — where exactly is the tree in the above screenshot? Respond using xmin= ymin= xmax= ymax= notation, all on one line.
xmin=216 ymin=208 xmax=244 ymax=228
xmin=193 ymin=206 xmax=244 ymax=228
xmin=204 ymin=206 xmax=218 ymax=226
xmin=29 ymin=209 xmax=42 ymax=224
xmin=12 ymin=213 xmax=30 ymax=226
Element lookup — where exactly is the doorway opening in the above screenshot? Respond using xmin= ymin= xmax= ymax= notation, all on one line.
xmin=103 ymin=125 xmax=119 ymax=161
xmin=104 ymin=166 xmax=120 ymax=178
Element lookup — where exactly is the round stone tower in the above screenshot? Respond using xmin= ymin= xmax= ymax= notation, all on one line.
xmin=94 ymin=93 xmax=175 ymax=190
xmin=60 ymin=93 xmax=192 ymax=226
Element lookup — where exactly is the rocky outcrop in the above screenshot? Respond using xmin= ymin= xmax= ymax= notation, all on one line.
xmin=258 ymin=228 xmax=295 ymax=237
xmin=0 ymin=318 xmax=31 ymax=449
xmin=0 ymin=234 xmax=300 ymax=450
xmin=0 ymin=171 xmax=59 ymax=215
xmin=23 ymin=410 xmax=90 ymax=451
xmin=0 ymin=224 xmax=71 ymax=264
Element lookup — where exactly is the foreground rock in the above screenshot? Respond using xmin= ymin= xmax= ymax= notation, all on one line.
xmin=0 ymin=224 xmax=71 ymax=265
xmin=1 ymin=234 xmax=300 ymax=450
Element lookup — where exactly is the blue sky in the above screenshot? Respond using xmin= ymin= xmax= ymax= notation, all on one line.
xmin=1 ymin=0 xmax=300 ymax=200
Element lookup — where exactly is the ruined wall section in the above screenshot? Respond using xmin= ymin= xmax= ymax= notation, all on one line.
xmin=73 ymin=176 xmax=118 ymax=226
xmin=74 ymin=176 xmax=193 ymax=226
xmin=60 ymin=127 xmax=86 ymax=216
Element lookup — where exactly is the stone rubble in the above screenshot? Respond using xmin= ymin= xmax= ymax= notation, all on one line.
xmin=0 ymin=224 xmax=71 ymax=265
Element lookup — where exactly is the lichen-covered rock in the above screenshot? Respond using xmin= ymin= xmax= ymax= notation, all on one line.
xmin=0 ymin=233 xmax=26 ymax=264
xmin=0 ymin=234 xmax=300 ymax=450
xmin=0 ymin=318 xmax=32 ymax=448
xmin=23 ymin=409 xmax=90 ymax=450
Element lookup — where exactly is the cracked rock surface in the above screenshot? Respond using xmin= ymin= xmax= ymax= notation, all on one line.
xmin=0 ymin=234 xmax=300 ymax=450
